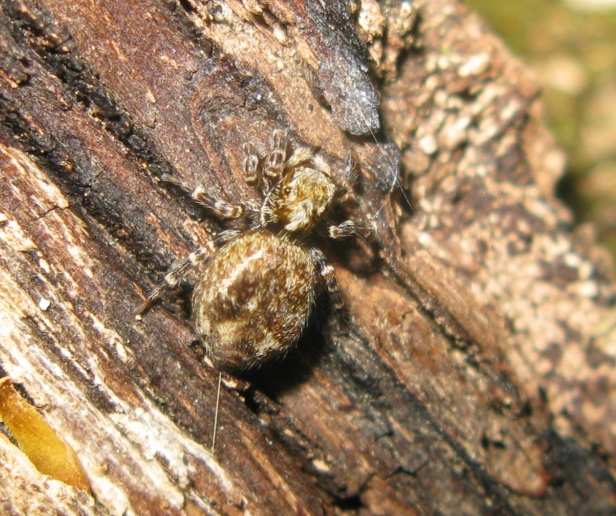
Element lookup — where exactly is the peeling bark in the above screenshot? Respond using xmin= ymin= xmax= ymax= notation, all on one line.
xmin=0 ymin=0 xmax=615 ymax=514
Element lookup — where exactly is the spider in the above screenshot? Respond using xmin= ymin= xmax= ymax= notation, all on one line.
xmin=141 ymin=130 xmax=367 ymax=371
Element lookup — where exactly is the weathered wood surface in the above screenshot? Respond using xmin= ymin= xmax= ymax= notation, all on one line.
xmin=1 ymin=0 xmax=615 ymax=514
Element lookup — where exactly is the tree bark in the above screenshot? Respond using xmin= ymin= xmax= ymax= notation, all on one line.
xmin=1 ymin=0 xmax=615 ymax=514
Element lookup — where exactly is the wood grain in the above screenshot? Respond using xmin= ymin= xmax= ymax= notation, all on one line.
xmin=1 ymin=0 xmax=615 ymax=514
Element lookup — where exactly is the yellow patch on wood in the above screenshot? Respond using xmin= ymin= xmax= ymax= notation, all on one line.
xmin=0 ymin=377 xmax=90 ymax=493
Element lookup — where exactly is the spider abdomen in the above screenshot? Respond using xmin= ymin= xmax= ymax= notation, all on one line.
xmin=193 ymin=229 xmax=319 ymax=370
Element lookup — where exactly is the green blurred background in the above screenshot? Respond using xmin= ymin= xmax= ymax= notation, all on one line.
xmin=466 ymin=0 xmax=616 ymax=261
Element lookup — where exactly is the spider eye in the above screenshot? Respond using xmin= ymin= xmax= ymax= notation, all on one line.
xmin=283 ymin=187 xmax=292 ymax=195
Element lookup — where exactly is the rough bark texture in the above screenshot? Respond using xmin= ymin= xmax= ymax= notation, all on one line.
xmin=1 ymin=0 xmax=615 ymax=514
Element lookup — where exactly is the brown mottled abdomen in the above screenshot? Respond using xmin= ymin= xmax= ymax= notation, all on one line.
xmin=193 ymin=229 xmax=319 ymax=370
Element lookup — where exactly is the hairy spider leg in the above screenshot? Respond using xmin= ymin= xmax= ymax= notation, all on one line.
xmin=138 ymin=229 xmax=241 ymax=315
xmin=263 ymin=129 xmax=288 ymax=179
xmin=160 ymin=174 xmax=258 ymax=220
xmin=310 ymin=247 xmax=344 ymax=313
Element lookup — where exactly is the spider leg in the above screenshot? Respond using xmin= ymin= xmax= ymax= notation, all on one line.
xmin=326 ymin=155 xmax=369 ymax=239
xmin=263 ymin=129 xmax=288 ymax=179
xmin=286 ymin=146 xmax=315 ymax=169
xmin=338 ymin=151 xmax=359 ymax=196
xmin=161 ymin=174 xmax=257 ymax=219
xmin=138 ymin=229 xmax=241 ymax=315
xmin=310 ymin=248 xmax=343 ymax=313
xmin=328 ymin=219 xmax=370 ymax=240
xmin=242 ymin=142 xmax=260 ymax=184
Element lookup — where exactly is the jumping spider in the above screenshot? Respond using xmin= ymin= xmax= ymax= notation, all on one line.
xmin=142 ymin=130 xmax=367 ymax=370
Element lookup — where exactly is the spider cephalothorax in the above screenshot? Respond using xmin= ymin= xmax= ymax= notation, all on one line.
xmin=260 ymin=153 xmax=336 ymax=233
xmin=142 ymin=130 xmax=365 ymax=370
